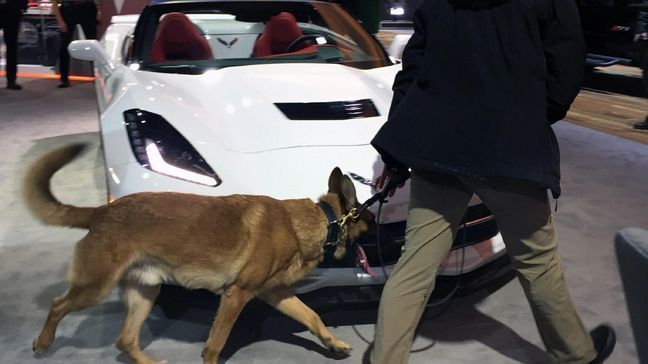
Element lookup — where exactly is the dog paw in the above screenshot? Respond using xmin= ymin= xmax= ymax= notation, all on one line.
xmin=32 ymin=332 xmax=56 ymax=356
xmin=32 ymin=338 xmax=50 ymax=356
xmin=328 ymin=339 xmax=353 ymax=355
xmin=201 ymin=348 xmax=219 ymax=364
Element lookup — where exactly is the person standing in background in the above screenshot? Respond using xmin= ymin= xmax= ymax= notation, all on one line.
xmin=53 ymin=0 xmax=101 ymax=88
xmin=0 ymin=0 xmax=27 ymax=90
xmin=633 ymin=0 xmax=648 ymax=130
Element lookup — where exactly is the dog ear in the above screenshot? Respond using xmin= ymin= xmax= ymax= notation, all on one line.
xmin=328 ymin=167 xmax=343 ymax=195
xmin=340 ymin=175 xmax=358 ymax=210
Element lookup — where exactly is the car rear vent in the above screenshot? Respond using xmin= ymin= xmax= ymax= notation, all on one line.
xmin=275 ymin=99 xmax=380 ymax=120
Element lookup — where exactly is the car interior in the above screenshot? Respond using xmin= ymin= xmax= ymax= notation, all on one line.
xmin=150 ymin=12 xmax=214 ymax=63
xmin=137 ymin=2 xmax=392 ymax=71
xmin=150 ymin=11 xmax=334 ymax=62
xmin=253 ymin=12 xmax=319 ymax=57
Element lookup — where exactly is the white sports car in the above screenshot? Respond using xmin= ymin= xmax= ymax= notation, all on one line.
xmin=70 ymin=0 xmax=509 ymax=303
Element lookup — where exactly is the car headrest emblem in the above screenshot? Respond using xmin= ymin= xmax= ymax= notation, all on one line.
xmin=217 ymin=37 xmax=239 ymax=48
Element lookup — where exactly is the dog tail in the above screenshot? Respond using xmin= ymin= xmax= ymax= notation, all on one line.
xmin=23 ymin=144 xmax=96 ymax=229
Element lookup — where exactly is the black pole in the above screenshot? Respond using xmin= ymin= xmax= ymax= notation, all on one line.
xmin=330 ymin=0 xmax=381 ymax=34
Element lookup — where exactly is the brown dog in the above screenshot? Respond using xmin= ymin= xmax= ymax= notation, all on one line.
xmin=24 ymin=144 xmax=372 ymax=364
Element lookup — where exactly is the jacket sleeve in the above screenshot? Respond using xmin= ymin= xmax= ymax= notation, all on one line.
xmin=543 ymin=0 xmax=586 ymax=124
xmin=388 ymin=6 xmax=427 ymax=119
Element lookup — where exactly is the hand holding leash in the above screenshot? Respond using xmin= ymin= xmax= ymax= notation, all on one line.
xmin=354 ymin=166 xmax=410 ymax=220
xmin=375 ymin=165 xmax=410 ymax=199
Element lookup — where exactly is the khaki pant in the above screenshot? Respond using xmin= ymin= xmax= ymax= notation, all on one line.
xmin=371 ymin=172 xmax=597 ymax=364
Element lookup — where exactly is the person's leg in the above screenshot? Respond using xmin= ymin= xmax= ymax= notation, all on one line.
xmin=0 ymin=8 xmax=5 ymax=81
xmin=638 ymin=48 xmax=648 ymax=128
xmin=79 ymin=3 xmax=97 ymax=40
xmin=3 ymin=9 xmax=21 ymax=89
xmin=643 ymin=48 xmax=648 ymax=94
xmin=371 ymin=172 xmax=473 ymax=364
xmin=634 ymin=46 xmax=648 ymax=129
xmin=461 ymin=176 xmax=597 ymax=363
xmin=58 ymin=6 xmax=75 ymax=86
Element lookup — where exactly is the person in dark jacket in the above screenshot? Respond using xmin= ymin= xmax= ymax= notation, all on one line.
xmin=633 ymin=0 xmax=648 ymax=130
xmin=367 ymin=0 xmax=616 ymax=363
xmin=0 ymin=0 xmax=27 ymax=90
xmin=53 ymin=0 xmax=100 ymax=88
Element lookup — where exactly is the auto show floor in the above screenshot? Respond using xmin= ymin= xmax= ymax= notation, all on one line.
xmin=0 ymin=78 xmax=646 ymax=364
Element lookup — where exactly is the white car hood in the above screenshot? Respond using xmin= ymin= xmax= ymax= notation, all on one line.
xmin=128 ymin=63 xmax=396 ymax=153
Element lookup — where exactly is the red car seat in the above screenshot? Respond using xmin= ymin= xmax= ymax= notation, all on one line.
xmin=253 ymin=12 xmax=317 ymax=57
xmin=151 ymin=12 xmax=214 ymax=63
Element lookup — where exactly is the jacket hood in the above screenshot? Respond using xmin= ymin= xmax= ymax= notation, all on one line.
xmin=449 ymin=0 xmax=512 ymax=10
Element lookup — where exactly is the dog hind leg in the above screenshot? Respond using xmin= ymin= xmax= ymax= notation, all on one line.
xmin=33 ymin=235 xmax=134 ymax=355
xmin=115 ymin=282 xmax=164 ymax=364
xmin=33 ymin=281 xmax=117 ymax=354
xmin=260 ymin=290 xmax=352 ymax=354
xmin=201 ymin=285 xmax=254 ymax=364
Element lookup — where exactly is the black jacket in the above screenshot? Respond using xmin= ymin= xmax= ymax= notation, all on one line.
xmin=371 ymin=0 xmax=586 ymax=197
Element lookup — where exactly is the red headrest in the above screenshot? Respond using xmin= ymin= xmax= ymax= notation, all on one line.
xmin=151 ymin=12 xmax=214 ymax=63
xmin=254 ymin=12 xmax=310 ymax=57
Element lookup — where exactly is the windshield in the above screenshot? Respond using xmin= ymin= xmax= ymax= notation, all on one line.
xmin=133 ymin=1 xmax=393 ymax=73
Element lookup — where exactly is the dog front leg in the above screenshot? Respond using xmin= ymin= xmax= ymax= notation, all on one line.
xmin=202 ymin=285 xmax=254 ymax=364
xmin=260 ymin=290 xmax=352 ymax=354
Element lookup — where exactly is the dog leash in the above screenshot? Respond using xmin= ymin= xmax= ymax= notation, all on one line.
xmin=317 ymin=201 xmax=377 ymax=275
xmin=318 ymin=170 xmax=411 ymax=276
xmin=345 ymin=169 xmax=412 ymax=277
xmin=351 ymin=169 xmax=411 ymax=221
xmin=318 ymin=168 xmax=410 ymax=248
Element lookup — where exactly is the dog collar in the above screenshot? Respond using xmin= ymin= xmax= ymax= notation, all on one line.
xmin=317 ymin=201 xmax=343 ymax=251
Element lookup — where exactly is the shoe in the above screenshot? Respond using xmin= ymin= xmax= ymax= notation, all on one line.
xmin=634 ymin=120 xmax=648 ymax=130
xmin=589 ymin=324 xmax=616 ymax=363
xmin=58 ymin=80 xmax=70 ymax=88
xmin=7 ymin=83 xmax=22 ymax=90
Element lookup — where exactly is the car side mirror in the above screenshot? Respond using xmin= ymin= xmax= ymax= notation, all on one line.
xmin=68 ymin=40 xmax=115 ymax=76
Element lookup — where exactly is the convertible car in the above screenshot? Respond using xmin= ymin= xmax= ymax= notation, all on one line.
xmin=69 ymin=0 xmax=510 ymax=305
